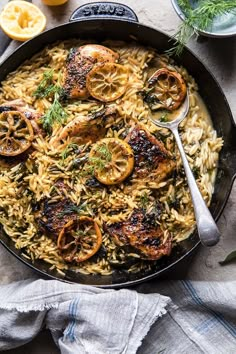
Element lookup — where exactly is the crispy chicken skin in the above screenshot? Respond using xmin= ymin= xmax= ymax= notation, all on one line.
xmin=106 ymin=209 xmax=172 ymax=260
xmin=51 ymin=106 xmax=117 ymax=146
xmin=62 ymin=45 xmax=119 ymax=100
xmin=0 ymin=99 xmax=42 ymax=134
xmin=37 ymin=181 xmax=77 ymax=238
xmin=126 ymin=125 xmax=175 ymax=180
xmin=38 ymin=198 xmax=77 ymax=238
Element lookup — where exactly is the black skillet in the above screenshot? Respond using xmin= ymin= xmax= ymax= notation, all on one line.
xmin=0 ymin=2 xmax=235 ymax=288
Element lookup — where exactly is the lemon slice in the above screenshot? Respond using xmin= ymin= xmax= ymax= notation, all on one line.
xmin=147 ymin=68 xmax=187 ymax=111
xmin=57 ymin=216 xmax=102 ymax=263
xmin=0 ymin=1 xmax=46 ymax=41
xmin=86 ymin=63 xmax=129 ymax=102
xmin=89 ymin=138 xmax=134 ymax=185
xmin=0 ymin=111 xmax=34 ymax=156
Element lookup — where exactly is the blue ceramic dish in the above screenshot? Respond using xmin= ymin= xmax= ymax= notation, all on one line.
xmin=171 ymin=0 xmax=236 ymax=38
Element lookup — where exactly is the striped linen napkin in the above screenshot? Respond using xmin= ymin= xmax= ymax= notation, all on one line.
xmin=0 ymin=278 xmax=170 ymax=353
xmin=137 ymin=279 xmax=236 ymax=354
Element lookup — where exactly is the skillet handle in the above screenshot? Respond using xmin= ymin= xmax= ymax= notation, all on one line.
xmin=70 ymin=2 xmax=139 ymax=23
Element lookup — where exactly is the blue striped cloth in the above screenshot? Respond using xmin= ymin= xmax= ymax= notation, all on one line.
xmin=0 ymin=278 xmax=170 ymax=353
xmin=0 ymin=278 xmax=235 ymax=353
xmin=137 ymin=279 xmax=236 ymax=354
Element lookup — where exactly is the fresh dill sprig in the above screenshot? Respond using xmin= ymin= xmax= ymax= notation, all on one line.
xmin=85 ymin=143 xmax=112 ymax=175
xmin=168 ymin=0 xmax=236 ymax=56
xmin=61 ymin=143 xmax=79 ymax=161
xmin=34 ymin=70 xmax=67 ymax=134
xmin=96 ymin=144 xmax=112 ymax=163
xmin=41 ymin=92 xmax=67 ymax=134
xmin=58 ymin=202 xmax=87 ymax=218
xmin=33 ymin=70 xmax=56 ymax=99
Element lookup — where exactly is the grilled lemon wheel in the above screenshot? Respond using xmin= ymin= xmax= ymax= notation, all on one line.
xmin=57 ymin=216 xmax=102 ymax=263
xmin=148 ymin=68 xmax=187 ymax=111
xmin=89 ymin=138 xmax=134 ymax=185
xmin=86 ymin=63 xmax=129 ymax=102
xmin=0 ymin=1 xmax=46 ymax=41
xmin=0 ymin=111 xmax=34 ymax=156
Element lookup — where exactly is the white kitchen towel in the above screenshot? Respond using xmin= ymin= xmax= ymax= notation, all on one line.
xmin=0 ymin=278 xmax=170 ymax=353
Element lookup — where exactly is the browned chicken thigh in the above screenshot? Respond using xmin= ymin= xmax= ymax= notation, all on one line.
xmin=63 ymin=44 xmax=119 ymax=100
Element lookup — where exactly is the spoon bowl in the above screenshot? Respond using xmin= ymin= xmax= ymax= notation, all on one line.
xmin=150 ymin=92 xmax=220 ymax=247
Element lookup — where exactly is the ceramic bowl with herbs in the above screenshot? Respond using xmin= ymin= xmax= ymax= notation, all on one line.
xmin=171 ymin=0 xmax=236 ymax=38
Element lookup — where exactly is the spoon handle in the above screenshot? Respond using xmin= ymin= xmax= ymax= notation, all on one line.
xmin=172 ymin=127 xmax=220 ymax=247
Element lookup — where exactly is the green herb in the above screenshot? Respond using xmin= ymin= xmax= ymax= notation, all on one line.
xmin=159 ymin=112 xmax=169 ymax=122
xmin=33 ymin=70 xmax=56 ymax=99
xmin=41 ymin=92 xmax=67 ymax=133
xmin=192 ymin=166 xmax=200 ymax=179
xmin=168 ymin=0 xmax=236 ymax=56
xmin=84 ymin=143 xmax=112 ymax=176
xmin=58 ymin=202 xmax=87 ymax=218
xmin=61 ymin=143 xmax=79 ymax=161
xmin=219 ymin=250 xmax=236 ymax=265
xmin=140 ymin=192 xmax=149 ymax=209
xmin=34 ymin=70 xmax=67 ymax=133
xmin=96 ymin=144 xmax=112 ymax=163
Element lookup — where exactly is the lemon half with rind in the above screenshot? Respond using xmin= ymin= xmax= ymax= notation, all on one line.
xmin=0 ymin=1 xmax=46 ymax=42
xmin=89 ymin=138 xmax=134 ymax=185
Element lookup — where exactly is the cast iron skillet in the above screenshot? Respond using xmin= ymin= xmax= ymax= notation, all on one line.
xmin=0 ymin=2 xmax=235 ymax=288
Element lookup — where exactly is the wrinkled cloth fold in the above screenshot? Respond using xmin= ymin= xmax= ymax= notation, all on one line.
xmin=0 ymin=278 xmax=170 ymax=353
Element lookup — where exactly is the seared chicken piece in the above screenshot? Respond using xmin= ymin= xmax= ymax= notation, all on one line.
xmin=51 ymin=106 xmax=117 ymax=146
xmin=63 ymin=44 xmax=119 ymax=100
xmin=0 ymin=99 xmax=42 ymax=134
xmin=37 ymin=181 xmax=77 ymax=238
xmin=126 ymin=125 xmax=175 ymax=180
xmin=106 ymin=209 xmax=172 ymax=260
xmin=38 ymin=198 xmax=77 ymax=238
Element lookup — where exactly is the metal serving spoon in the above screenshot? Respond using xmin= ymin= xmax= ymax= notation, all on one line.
xmin=150 ymin=92 xmax=220 ymax=247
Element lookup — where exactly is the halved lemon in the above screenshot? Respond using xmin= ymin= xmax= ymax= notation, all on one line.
xmin=147 ymin=68 xmax=187 ymax=111
xmin=57 ymin=216 xmax=102 ymax=263
xmin=86 ymin=63 xmax=129 ymax=102
xmin=0 ymin=1 xmax=46 ymax=42
xmin=0 ymin=111 xmax=34 ymax=156
xmin=89 ymin=138 xmax=134 ymax=185
xmin=41 ymin=0 xmax=68 ymax=5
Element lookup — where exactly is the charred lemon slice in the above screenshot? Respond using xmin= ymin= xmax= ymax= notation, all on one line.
xmin=147 ymin=68 xmax=187 ymax=111
xmin=0 ymin=1 xmax=46 ymax=42
xmin=0 ymin=111 xmax=34 ymax=156
xmin=57 ymin=216 xmax=102 ymax=263
xmin=89 ymin=138 xmax=134 ymax=185
xmin=86 ymin=63 xmax=128 ymax=102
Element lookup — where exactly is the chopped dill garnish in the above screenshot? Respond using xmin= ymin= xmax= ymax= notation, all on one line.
xmin=168 ymin=0 xmax=236 ymax=56
xmin=61 ymin=143 xmax=79 ymax=161
xmin=140 ymin=192 xmax=149 ymax=209
xmin=58 ymin=202 xmax=87 ymax=218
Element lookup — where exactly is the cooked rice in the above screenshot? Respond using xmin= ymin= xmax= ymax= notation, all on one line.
xmin=0 ymin=40 xmax=223 ymax=276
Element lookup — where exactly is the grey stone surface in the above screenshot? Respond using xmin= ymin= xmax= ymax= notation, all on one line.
xmin=0 ymin=0 xmax=236 ymax=352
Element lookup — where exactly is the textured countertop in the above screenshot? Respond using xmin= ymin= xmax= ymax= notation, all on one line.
xmin=0 ymin=0 xmax=236 ymax=353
